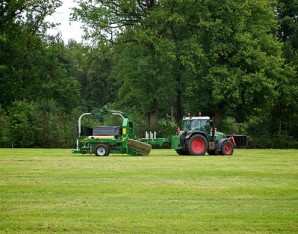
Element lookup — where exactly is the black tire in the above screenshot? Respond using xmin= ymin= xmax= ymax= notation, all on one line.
xmin=187 ymin=135 xmax=207 ymax=155
xmin=95 ymin=144 xmax=109 ymax=156
xmin=176 ymin=149 xmax=190 ymax=156
xmin=207 ymin=150 xmax=218 ymax=156
xmin=220 ymin=141 xmax=234 ymax=156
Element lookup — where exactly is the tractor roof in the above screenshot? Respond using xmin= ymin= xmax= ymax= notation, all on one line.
xmin=183 ymin=116 xmax=210 ymax=120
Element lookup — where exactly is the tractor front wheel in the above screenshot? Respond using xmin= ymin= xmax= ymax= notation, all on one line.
xmin=176 ymin=149 xmax=190 ymax=156
xmin=207 ymin=150 xmax=218 ymax=156
xmin=95 ymin=144 xmax=110 ymax=156
xmin=221 ymin=141 xmax=234 ymax=156
xmin=188 ymin=135 xmax=207 ymax=155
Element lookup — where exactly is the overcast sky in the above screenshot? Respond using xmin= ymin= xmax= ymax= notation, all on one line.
xmin=47 ymin=1 xmax=84 ymax=43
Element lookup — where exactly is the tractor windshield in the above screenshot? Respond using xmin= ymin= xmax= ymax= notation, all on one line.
xmin=183 ymin=119 xmax=208 ymax=131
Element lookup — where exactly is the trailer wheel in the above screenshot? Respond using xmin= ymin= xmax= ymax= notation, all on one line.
xmin=95 ymin=144 xmax=109 ymax=156
xmin=221 ymin=141 xmax=234 ymax=156
xmin=188 ymin=135 xmax=207 ymax=155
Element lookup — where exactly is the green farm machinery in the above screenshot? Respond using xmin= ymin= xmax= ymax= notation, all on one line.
xmin=72 ymin=108 xmax=151 ymax=156
xmin=73 ymin=108 xmax=247 ymax=156
xmin=141 ymin=115 xmax=247 ymax=156
xmin=169 ymin=115 xmax=244 ymax=156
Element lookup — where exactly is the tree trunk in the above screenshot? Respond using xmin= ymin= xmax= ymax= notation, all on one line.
xmin=150 ymin=110 xmax=158 ymax=129
xmin=146 ymin=112 xmax=150 ymax=129
xmin=278 ymin=117 xmax=282 ymax=135
xmin=214 ymin=104 xmax=225 ymax=126
xmin=176 ymin=81 xmax=183 ymax=122
xmin=171 ymin=105 xmax=175 ymax=122
xmin=146 ymin=100 xmax=159 ymax=130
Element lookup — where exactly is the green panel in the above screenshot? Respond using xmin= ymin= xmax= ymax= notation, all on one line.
xmin=140 ymin=138 xmax=168 ymax=147
xmin=72 ymin=150 xmax=82 ymax=154
xmin=170 ymin=136 xmax=180 ymax=149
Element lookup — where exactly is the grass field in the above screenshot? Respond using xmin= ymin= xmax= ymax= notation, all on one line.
xmin=0 ymin=148 xmax=297 ymax=233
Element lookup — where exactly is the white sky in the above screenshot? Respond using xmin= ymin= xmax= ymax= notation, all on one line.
xmin=47 ymin=1 xmax=84 ymax=43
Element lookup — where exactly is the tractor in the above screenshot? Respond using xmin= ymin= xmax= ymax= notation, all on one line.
xmin=170 ymin=115 xmax=239 ymax=156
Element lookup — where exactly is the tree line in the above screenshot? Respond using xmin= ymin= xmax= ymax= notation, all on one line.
xmin=0 ymin=0 xmax=297 ymax=148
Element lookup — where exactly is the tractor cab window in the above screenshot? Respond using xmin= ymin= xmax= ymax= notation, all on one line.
xmin=183 ymin=120 xmax=191 ymax=131
xmin=191 ymin=120 xmax=208 ymax=130
xmin=183 ymin=119 xmax=208 ymax=131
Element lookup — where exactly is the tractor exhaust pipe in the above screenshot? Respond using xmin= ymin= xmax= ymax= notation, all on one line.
xmin=211 ymin=117 xmax=216 ymax=142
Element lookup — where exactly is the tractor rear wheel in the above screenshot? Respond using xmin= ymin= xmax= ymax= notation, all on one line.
xmin=95 ymin=144 xmax=109 ymax=156
xmin=221 ymin=141 xmax=234 ymax=156
xmin=188 ymin=135 xmax=207 ymax=155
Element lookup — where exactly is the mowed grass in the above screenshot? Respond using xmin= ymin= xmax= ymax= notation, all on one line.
xmin=0 ymin=149 xmax=297 ymax=233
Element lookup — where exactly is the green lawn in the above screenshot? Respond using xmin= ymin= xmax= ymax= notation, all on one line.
xmin=0 ymin=148 xmax=297 ymax=233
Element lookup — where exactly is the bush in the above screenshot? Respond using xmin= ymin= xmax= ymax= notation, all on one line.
xmin=0 ymin=105 xmax=10 ymax=147
xmin=156 ymin=119 xmax=178 ymax=137
xmin=271 ymin=133 xmax=298 ymax=149
xmin=218 ymin=117 xmax=239 ymax=135
xmin=242 ymin=114 xmax=297 ymax=149
xmin=9 ymin=101 xmax=38 ymax=148
xmin=5 ymin=100 xmax=78 ymax=148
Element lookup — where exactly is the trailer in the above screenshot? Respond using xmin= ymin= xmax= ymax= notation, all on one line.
xmin=72 ymin=108 xmax=151 ymax=156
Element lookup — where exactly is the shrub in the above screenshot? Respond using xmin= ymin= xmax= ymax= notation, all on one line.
xmin=0 ymin=105 xmax=10 ymax=147
xmin=156 ymin=119 xmax=178 ymax=137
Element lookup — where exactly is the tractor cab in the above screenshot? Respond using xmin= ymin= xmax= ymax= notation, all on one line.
xmin=183 ymin=116 xmax=210 ymax=132
xmin=181 ymin=116 xmax=227 ymax=141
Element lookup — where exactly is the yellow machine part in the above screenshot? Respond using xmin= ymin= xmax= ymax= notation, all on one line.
xmin=127 ymin=138 xmax=152 ymax=156
xmin=87 ymin=136 xmax=115 ymax=139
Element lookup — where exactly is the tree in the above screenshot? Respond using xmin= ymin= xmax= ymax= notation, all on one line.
xmin=173 ymin=0 xmax=289 ymax=124
xmin=40 ymin=37 xmax=80 ymax=110
xmin=0 ymin=105 xmax=10 ymax=147
xmin=277 ymin=0 xmax=298 ymax=51
xmin=8 ymin=101 xmax=38 ymax=147
xmin=74 ymin=0 xmax=177 ymax=128
xmin=273 ymin=0 xmax=298 ymax=139
xmin=65 ymin=41 xmax=117 ymax=111
xmin=74 ymin=0 xmax=290 ymax=122
xmin=0 ymin=0 xmax=63 ymax=107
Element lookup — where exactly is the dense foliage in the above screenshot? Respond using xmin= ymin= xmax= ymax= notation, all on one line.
xmin=0 ymin=0 xmax=297 ymax=148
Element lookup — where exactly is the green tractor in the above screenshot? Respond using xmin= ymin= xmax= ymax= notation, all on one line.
xmin=170 ymin=115 xmax=239 ymax=156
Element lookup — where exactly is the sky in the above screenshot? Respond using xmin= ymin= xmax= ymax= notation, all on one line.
xmin=47 ymin=1 xmax=84 ymax=43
